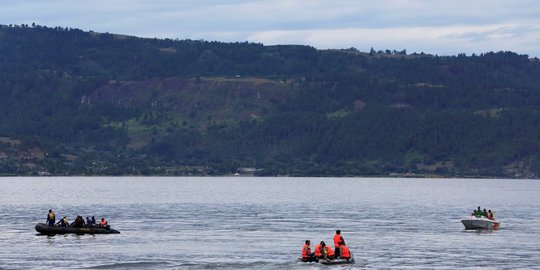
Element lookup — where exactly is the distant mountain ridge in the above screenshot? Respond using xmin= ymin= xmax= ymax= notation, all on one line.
xmin=1 ymin=24 xmax=540 ymax=177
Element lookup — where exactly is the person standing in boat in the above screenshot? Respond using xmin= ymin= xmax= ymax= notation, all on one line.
xmin=46 ymin=210 xmax=55 ymax=226
xmin=482 ymin=209 xmax=488 ymax=218
xmin=333 ymin=230 xmax=345 ymax=258
xmin=301 ymin=240 xmax=316 ymax=262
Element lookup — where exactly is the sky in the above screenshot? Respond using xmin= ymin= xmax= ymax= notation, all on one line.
xmin=1 ymin=0 xmax=540 ymax=57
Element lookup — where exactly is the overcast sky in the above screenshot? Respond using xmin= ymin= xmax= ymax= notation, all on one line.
xmin=2 ymin=0 xmax=539 ymax=57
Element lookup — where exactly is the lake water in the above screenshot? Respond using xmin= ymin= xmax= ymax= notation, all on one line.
xmin=0 ymin=177 xmax=539 ymax=269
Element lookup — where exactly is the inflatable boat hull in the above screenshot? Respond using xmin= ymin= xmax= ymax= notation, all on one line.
xmin=35 ymin=223 xmax=120 ymax=234
xmin=297 ymin=254 xmax=354 ymax=265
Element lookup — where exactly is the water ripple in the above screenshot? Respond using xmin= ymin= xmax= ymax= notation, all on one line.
xmin=0 ymin=177 xmax=539 ymax=269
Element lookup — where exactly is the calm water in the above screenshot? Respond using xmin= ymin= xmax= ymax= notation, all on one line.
xmin=0 ymin=177 xmax=539 ymax=269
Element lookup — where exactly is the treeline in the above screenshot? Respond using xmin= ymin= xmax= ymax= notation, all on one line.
xmin=1 ymin=24 xmax=540 ymax=177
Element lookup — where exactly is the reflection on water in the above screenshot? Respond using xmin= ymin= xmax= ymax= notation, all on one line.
xmin=0 ymin=177 xmax=539 ymax=269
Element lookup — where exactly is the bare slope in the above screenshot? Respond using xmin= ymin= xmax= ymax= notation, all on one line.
xmin=83 ymin=76 xmax=295 ymax=149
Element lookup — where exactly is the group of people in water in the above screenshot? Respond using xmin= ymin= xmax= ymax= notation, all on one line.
xmin=46 ymin=209 xmax=109 ymax=228
xmin=301 ymin=230 xmax=352 ymax=262
xmin=471 ymin=206 xmax=495 ymax=220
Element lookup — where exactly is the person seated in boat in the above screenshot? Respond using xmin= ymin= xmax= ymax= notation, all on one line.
xmin=322 ymin=242 xmax=335 ymax=261
xmin=46 ymin=210 xmax=55 ymax=227
xmin=85 ymin=216 xmax=96 ymax=227
xmin=99 ymin=217 xmax=109 ymax=228
xmin=314 ymin=241 xmax=323 ymax=259
xmin=487 ymin=210 xmax=494 ymax=220
xmin=339 ymin=243 xmax=352 ymax=261
xmin=301 ymin=240 xmax=316 ymax=262
xmin=315 ymin=241 xmax=335 ymax=261
xmin=474 ymin=206 xmax=483 ymax=218
xmin=482 ymin=209 xmax=488 ymax=218
xmin=72 ymin=215 xmax=85 ymax=228
xmin=56 ymin=216 xmax=69 ymax=227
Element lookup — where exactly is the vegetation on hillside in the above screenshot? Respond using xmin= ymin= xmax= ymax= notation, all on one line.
xmin=1 ymin=24 xmax=540 ymax=177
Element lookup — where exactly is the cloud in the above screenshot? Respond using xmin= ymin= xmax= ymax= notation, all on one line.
xmin=1 ymin=0 xmax=539 ymax=56
xmin=244 ymin=20 xmax=540 ymax=56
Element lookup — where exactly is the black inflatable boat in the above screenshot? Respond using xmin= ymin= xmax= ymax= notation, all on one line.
xmin=297 ymin=254 xmax=355 ymax=265
xmin=35 ymin=223 xmax=120 ymax=235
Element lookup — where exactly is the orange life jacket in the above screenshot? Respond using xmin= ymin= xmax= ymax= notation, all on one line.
xmin=340 ymin=245 xmax=351 ymax=259
xmin=325 ymin=246 xmax=335 ymax=257
xmin=333 ymin=234 xmax=343 ymax=247
xmin=314 ymin=244 xmax=323 ymax=257
xmin=301 ymin=244 xmax=311 ymax=258
xmin=100 ymin=219 xmax=107 ymax=226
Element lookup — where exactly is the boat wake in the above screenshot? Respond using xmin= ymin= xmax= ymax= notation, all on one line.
xmin=85 ymin=261 xmax=292 ymax=270
xmin=85 ymin=261 xmax=171 ymax=269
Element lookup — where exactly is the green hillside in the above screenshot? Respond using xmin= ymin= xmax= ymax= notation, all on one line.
xmin=1 ymin=24 xmax=540 ymax=177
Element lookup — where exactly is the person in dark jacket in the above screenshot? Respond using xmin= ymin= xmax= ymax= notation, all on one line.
xmin=73 ymin=215 xmax=85 ymax=228
xmin=90 ymin=216 xmax=96 ymax=227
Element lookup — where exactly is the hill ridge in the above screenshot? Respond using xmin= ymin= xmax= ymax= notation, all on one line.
xmin=1 ymin=24 xmax=540 ymax=177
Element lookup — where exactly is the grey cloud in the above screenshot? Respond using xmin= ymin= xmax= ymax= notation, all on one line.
xmin=0 ymin=0 xmax=539 ymax=56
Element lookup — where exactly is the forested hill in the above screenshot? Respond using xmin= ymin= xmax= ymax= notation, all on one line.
xmin=1 ymin=24 xmax=540 ymax=177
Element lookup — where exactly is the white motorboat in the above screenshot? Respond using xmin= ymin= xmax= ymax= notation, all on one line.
xmin=461 ymin=216 xmax=500 ymax=230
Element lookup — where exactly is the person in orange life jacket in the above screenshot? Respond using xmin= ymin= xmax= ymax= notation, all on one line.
xmin=315 ymin=241 xmax=335 ymax=261
xmin=322 ymin=242 xmax=335 ymax=261
xmin=301 ymin=240 xmax=316 ymax=262
xmin=99 ymin=217 xmax=108 ymax=228
xmin=314 ymin=242 xmax=323 ymax=259
xmin=46 ymin=210 xmax=55 ymax=226
xmin=339 ymin=243 xmax=352 ymax=261
xmin=315 ymin=241 xmax=326 ymax=259
xmin=333 ymin=230 xmax=345 ymax=258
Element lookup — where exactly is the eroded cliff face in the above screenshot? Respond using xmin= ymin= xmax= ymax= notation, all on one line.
xmin=83 ymin=76 xmax=294 ymax=126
